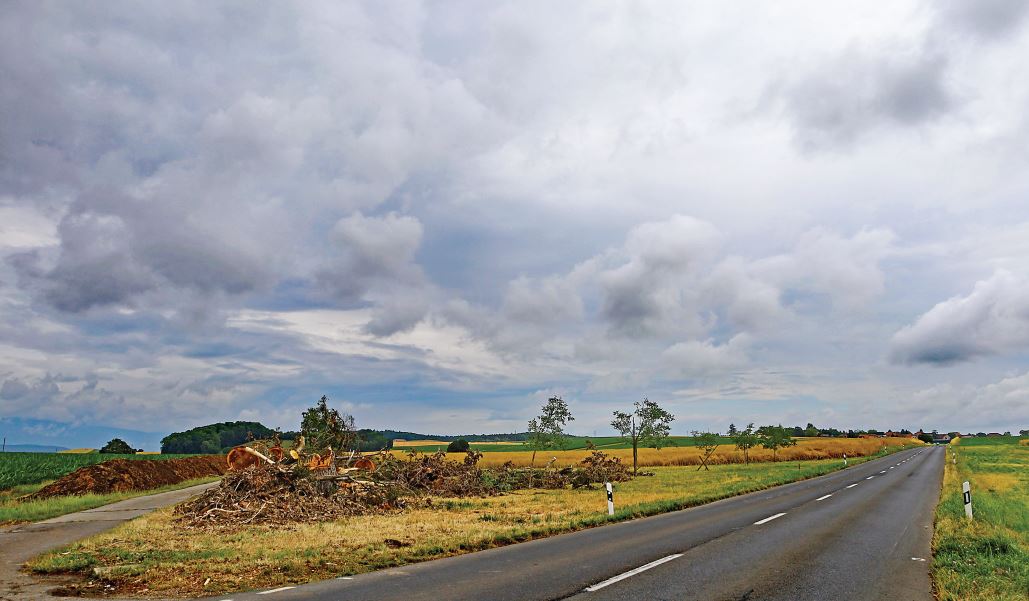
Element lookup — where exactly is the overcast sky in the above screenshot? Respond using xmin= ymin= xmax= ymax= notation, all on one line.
xmin=2 ymin=1 xmax=1028 ymax=445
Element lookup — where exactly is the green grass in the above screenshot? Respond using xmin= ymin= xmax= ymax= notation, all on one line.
xmin=0 ymin=451 xmax=197 ymax=489
xmin=0 ymin=477 xmax=220 ymax=525
xmin=932 ymin=437 xmax=1028 ymax=600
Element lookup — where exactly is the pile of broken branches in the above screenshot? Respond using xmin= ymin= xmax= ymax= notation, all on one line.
xmin=175 ymin=463 xmax=406 ymax=529
xmin=175 ymin=448 xmax=637 ymax=529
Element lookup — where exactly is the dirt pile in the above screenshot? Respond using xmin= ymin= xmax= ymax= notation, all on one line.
xmin=28 ymin=456 xmax=226 ymax=499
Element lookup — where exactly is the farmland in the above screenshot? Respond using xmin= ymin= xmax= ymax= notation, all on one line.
xmin=932 ymin=436 xmax=1028 ymax=600
xmin=391 ymin=435 xmax=730 ymax=453
xmin=0 ymin=452 xmax=197 ymax=489
xmin=394 ymin=436 xmax=917 ymax=467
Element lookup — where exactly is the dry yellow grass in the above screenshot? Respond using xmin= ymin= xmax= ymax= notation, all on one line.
xmin=391 ymin=439 xmax=446 ymax=447
xmin=392 ymin=437 xmax=920 ymax=468
xmin=56 ymin=448 xmax=96 ymax=454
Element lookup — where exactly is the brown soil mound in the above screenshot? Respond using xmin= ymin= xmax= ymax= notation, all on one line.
xmin=28 ymin=456 xmax=226 ymax=500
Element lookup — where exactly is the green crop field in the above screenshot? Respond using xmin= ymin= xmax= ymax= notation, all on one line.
xmin=0 ymin=452 xmax=196 ymax=489
xmin=932 ymin=436 xmax=1028 ymax=600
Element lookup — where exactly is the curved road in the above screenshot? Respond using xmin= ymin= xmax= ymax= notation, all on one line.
xmin=223 ymin=446 xmax=943 ymax=601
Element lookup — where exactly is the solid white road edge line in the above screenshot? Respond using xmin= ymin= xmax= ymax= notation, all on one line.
xmin=846 ymin=483 xmax=859 ymax=489
xmin=753 ymin=512 xmax=787 ymax=525
xmin=583 ymin=554 xmax=683 ymax=592
xmin=815 ymin=494 xmax=833 ymax=501
xmin=256 ymin=587 xmax=295 ymax=595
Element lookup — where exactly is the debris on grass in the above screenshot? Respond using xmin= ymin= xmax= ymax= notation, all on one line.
xmin=173 ymin=449 xmax=635 ymax=529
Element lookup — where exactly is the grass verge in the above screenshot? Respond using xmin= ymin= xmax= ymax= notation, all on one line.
xmin=0 ymin=477 xmax=221 ymax=526
xmin=932 ymin=436 xmax=1028 ymax=600
xmin=29 ymin=448 xmax=909 ymax=598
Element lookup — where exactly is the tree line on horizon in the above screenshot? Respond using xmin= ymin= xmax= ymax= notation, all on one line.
xmin=156 ymin=395 xmax=965 ymax=457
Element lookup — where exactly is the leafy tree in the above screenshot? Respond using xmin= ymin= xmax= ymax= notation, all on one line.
xmin=99 ymin=438 xmax=135 ymax=454
xmin=527 ymin=396 xmax=575 ymax=466
xmin=691 ymin=431 xmax=721 ymax=471
xmin=804 ymin=422 xmax=819 ymax=437
xmin=758 ymin=425 xmax=797 ymax=461
xmin=917 ymin=432 xmax=934 ymax=444
xmin=727 ymin=423 xmax=738 ymax=436
xmin=447 ymin=439 xmax=470 ymax=453
xmin=160 ymin=421 xmax=291 ymax=454
xmin=611 ymin=398 xmax=675 ymax=476
xmin=732 ymin=423 xmax=759 ymax=464
xmin=301 ymin=395 xmax=359 ymax=453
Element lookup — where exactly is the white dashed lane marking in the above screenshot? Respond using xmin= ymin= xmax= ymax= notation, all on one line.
xmin=846 ymin=483 xmax=859 ymax=489
xmin=754 ymin=512 xmax=787 ymax=525
xmin=815 ymin=494 xmax=833 ymax=501
xmin=583 ymin=554 xmax=683 ymax=592
xmin=257 ymin=587 xmax=295 ymax=595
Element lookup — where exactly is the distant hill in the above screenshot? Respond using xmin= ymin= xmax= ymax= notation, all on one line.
xmin=1 ymin=444 xmax=70 ymax=452
xmin=161 ymin=421 xmax=298 ymax=454
xmin=160 ymin=422 xmax=531 ymax=454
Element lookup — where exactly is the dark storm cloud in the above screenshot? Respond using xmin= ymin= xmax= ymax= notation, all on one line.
xmin=890 ymin=271 xmax=1029 ymax=365
xmin=936 ymin=0 xmax=1029 ymax=40
xmin=782 ymin=49 xmax=953 ymax=150
xmin=12 ymin=187 xmax=272 ymax=313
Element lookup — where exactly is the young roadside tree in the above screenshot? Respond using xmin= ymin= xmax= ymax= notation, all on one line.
xmin=611 ymin=398 xmax=675 ymax=476
xmin=691 ymin=431 xmax=721 ymax=471
xmin=527 ymin=396 xmax=575 ymax=466
xmin=758 ymin=425 xmax=797 ymax=461
xmin=732 ymin=423 xmax=759 ymax=464
xmin=99 ymin=438 xmax=135 ymax=454
xmin=301 ymin=395 xmax=359 ymax=453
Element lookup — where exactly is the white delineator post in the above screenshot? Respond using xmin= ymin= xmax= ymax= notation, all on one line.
xmin=606 ymin=482 xmax=614 ymax=516
xmin=843 ymin=453 xmax=847 ymax=467
xmin=963 ymin=481 xmax=973 ymax=519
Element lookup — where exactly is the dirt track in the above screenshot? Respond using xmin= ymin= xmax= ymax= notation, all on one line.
xmin=28 ymin=457 xmax=226 ymax=500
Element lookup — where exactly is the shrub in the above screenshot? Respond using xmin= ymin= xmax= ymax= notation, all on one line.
xmin=447 ymin=439 xmax=470 ymax=453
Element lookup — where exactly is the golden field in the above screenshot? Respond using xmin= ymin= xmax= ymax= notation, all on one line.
xmin=392 ymin=437 xmax=921 ymax=468
xmin=391 ymin=439 xmax=447 ymax=447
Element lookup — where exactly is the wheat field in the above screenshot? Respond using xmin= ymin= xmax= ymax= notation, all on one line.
xmin=389 ymin=437 xmax=921 ymax=467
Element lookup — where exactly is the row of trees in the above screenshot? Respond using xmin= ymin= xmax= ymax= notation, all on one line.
xmin=526 ymin=396 xmax=676 ymax=475
xmin=727 ymin=424 xmax=797 ymax=463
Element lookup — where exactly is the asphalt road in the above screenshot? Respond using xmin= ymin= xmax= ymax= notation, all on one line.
xmin=0 ymin=481 xmax=219 ymax=601
xmin=221 ymin=445 xmax=943 ymax=601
